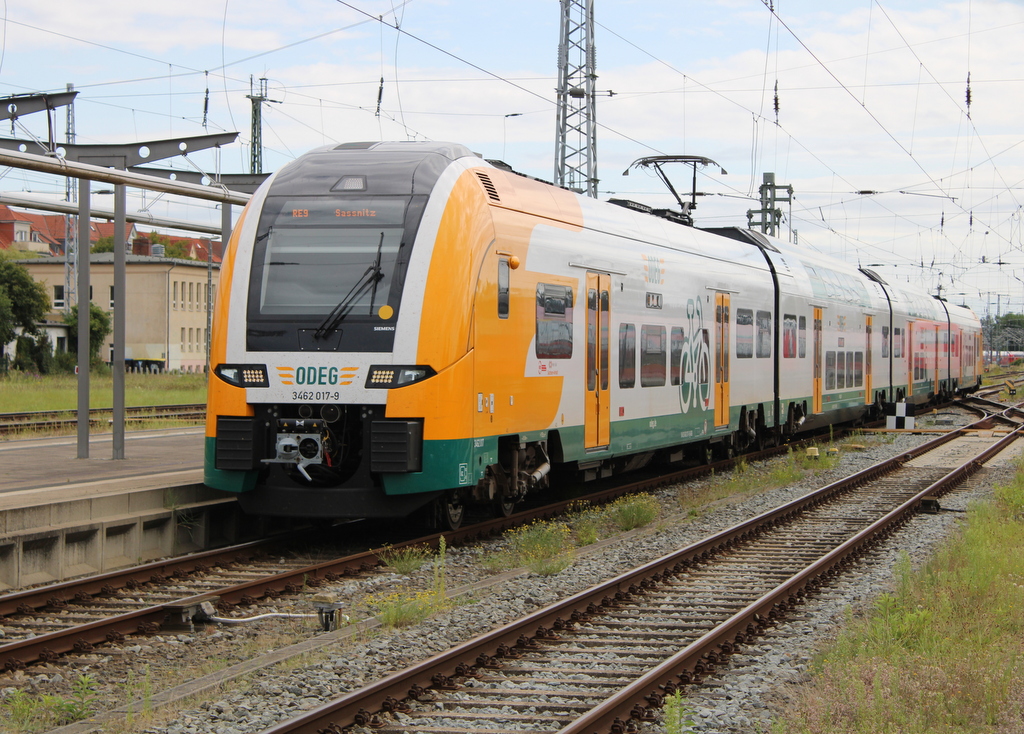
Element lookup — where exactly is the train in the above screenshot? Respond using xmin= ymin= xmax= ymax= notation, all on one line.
xmin=204 ymin=141 xmax=982 ymax=528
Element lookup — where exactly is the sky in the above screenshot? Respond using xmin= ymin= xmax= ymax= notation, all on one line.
xmin=1 ymin=0 xmax=1023 ymax=317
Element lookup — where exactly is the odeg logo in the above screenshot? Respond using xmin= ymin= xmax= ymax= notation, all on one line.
xmin=294 ymin=366 xmax=340 ymax=385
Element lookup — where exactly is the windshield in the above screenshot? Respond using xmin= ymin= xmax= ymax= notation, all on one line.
xmin=250 ymin=196 xmax=410 ymax=318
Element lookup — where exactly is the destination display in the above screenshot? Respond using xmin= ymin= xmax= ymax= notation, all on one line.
xmin=272 ymin=197 xmax=407 ymax=227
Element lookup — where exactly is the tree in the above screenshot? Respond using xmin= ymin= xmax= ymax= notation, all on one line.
xmin=0 ymin=258 xmax=49 ymax=333
xmin=64 ymin=302 xmax=112 ymax=365
xmin=0 ymin=259 xmax=49 ymax=369
xmin=164 ymin=240 xmax=193 ymax=260
xmin=0 ymin=286 xmax=14 ymax=371
xmin=91 ymin=236 xmax=115 ymax=253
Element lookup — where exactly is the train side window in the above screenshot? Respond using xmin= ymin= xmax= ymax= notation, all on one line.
xmin=736 ymin=308 xmax=753 ymax=358
xmin=619 ymin=323 xmax=636 ymax=388
xmin=783 ymin=314 xmax=797 ymax=358
xmin=825 ymin=351 xmax=837 ymax=390
xmin=798 ymin=316 xmax=806 ymax=358
xmin=640 ymin=325 xmax=666 ymax=387
xmin=882 ymin=325 xmax=890 ymax=358
xmin=756 ymin=310 xmax=772 ymax=358
xmin=535 ymin=283 xmax=573 ymax=359
xmin=670 ymin=327 xmax=684 ymax=385
xmin=854 ymin=351 xmax=864 ymax=387
xmin=894 ymin=327 xmax=903 ymax=358
xmin=497 ymin=259 xmax=510 ymax=319
xmin=836 ymin=351 xmax=846 ymax=389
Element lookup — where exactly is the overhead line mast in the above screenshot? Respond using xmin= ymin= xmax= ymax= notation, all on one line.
xmin=554 ymin=0 xmax=598 ymax=198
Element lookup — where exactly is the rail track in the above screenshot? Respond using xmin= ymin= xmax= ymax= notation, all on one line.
xmin=250 ymin=417 xmax=1019 ymax=734
xmin=0 ymin=405 xmax=1000 ymax=677
xmin=0 ymin=404 xmax=205 ymax=436
xmin=0 ymin=402 xmax=1010 ymax=731
xmin=0 ymin=413 xmax=882 ymax=673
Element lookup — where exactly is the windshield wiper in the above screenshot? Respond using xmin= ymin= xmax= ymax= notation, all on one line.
xmin=313 ymin=232 xmax=385 ymax=339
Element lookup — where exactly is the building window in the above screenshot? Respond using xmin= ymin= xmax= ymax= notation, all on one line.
xmin=53 ymin=285 xmax=65 ymax=309
xmin=173 ymin=282 xmax=178 ymax=310
xmin=181 ymin=327 xmax=186 ymax=352
xmin=188 ymin=328 xmax=194 ymax=351
xmin=109 ymin=285 xmax=115 ymax=309
xmin=189 ymin=282 xmax=194 ymax=310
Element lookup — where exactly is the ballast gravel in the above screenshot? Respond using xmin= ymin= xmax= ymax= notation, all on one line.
xmin=5 ymin=412 xmax=1010 ymax=734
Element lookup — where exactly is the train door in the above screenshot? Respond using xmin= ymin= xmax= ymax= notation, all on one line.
xmin=906 ymin=321 xmax=915 ymax=398
xmin=865 ymin=316 xmax=873 ymax=404
xmin=935 ymin=324 xmax=942 ymax=394
xmin=813 ymin=307 xmax=823 ymax=413
xmin=585 ymin=272 xmax=610 ymax=449
xmin=714 ymin=293 xmax=730 ymax=427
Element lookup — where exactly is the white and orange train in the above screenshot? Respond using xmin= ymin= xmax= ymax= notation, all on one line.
xmin=204 ymin=141 xmax=982 ymax=528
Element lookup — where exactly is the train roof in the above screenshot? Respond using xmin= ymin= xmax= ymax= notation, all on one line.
xmin=267 ymin=141 xmax=479 ymax=198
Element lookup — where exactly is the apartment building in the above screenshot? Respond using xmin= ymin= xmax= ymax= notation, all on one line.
xmin=17 ymin=253 xmax=220 ymax=373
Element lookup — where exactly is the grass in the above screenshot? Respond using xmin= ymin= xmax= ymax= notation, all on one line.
xmin=0 ymin=673 xmax=98 ymax=732
xmin=484 ymin=494 xmax=662 ymax=575
xmin=364 ymin=537 xmax=452 ymax=628
xmin=378 ymin=544 xmax=432 ymax=575
xmin=770 ymin=459 xmax=1024 ymax=734
xmin=678 ymin=445 xmax=842 ymax=514
xmin=0 ymin=371 xmax=208 ymax=412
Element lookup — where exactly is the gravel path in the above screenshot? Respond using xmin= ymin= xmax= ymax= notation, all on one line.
xmin=4 ymin=412 xmax=1009 ymax=734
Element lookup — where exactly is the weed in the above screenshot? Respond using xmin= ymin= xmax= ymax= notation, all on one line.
xmin=378 ymin=543 xmax=431 ymax=575
xmin=507 ymin=520 xmax=575 ymax=574
xmin=365 ymin=537 xmax=451 ymax=628
xmin=62 ymin=673 xmax=99 ymax=721
xmin=605 ymin=493 xmax=660 ymax=531
xmin=0 ymin=673 xmax=99 ymax=731
xmin=566 ymin=499 xmax=602 ymax=545
xmin=663 ymin=691 xmax=697 ymax=733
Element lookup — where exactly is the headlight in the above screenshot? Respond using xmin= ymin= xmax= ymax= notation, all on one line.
xmin=365 ymin=365 xmax=436 ymax=388
xmin=214 ymin=363 xmax=269 ymax=388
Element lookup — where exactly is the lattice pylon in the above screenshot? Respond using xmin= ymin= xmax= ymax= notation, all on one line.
xmin=554 ymin=0 xmax=597 ymax=198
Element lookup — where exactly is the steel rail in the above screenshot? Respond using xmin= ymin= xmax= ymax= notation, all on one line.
xmin=0 ymin=403 xmax=206 ymax=435
xmin=561 ymin=423 xmax=1024 ymax=733
xmin=256 ymin=416 xmax=1008 ymax=734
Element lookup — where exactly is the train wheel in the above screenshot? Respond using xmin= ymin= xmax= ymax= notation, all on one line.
xmin=440 ymin=492 xmax=465 ymax=531
xmin=703 ymin=444 xmax=714 ymax=465
xmin=495 ymin=496 xmax=518 ymax=518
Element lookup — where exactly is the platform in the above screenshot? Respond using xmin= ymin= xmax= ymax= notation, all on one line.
xmin=0 ymin=427 xmax=204 ymax=500
xmin=0 ymin=428 xmax=261 ymax=591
